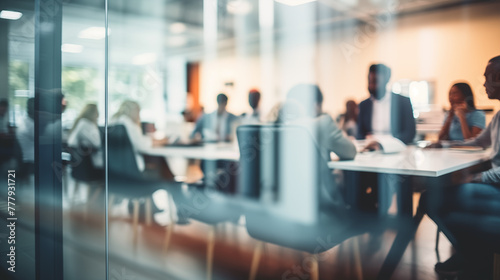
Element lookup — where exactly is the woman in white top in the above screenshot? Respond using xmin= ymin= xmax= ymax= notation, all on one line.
xmin=111 ymin=100 xmax=169 ymax=174
xmin=68 ymin=104 xmax=103 ymax=168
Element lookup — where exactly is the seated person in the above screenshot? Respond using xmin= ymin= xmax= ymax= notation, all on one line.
xmin=336 ymin=99 xmax=358 ymax=138
xmin=16 ymin=98 xmax=35 ymax=174
xmin=111 ymin=100 xmax=171 ymax=179
xmin=438 ymin=82 xmax=485 ymax=141
xmin=190 ymin=93 xmax=237 ymax=142
xmin=425 ymin=56 xmax=500 ymax=278
xmin=277 ymin=84 xmax=357 ymax=206
xmin=67 ymin=104 xmax=103 ymax=171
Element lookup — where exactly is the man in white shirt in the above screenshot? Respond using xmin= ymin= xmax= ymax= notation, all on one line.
xmin=190 ymin=93 xmax=237 ymax=142
xmin=357 ymin=64 xmax=416 ymax=144
xmin=240 ymin=89 xmax=261 ymax=125
xmin=351 ymin=64 xmax=416 ymax=215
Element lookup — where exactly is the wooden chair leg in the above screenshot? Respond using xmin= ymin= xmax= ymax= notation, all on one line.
xmin=145 ymin=198 xmax=152 ymax=226
xmin=207 ymin=226 xmax=215 ymax=280
xmin=310 ymin=254 xmax=319 ymax=280
xmin=72 ymin=181 xmax=80 ymax=205
xmin=494 ymin=253 xmax=500 ymax=280
xmin=352 ymin=237 xmax=363 ymax=280
xmin=248 ymin=241 xmax=263 ymax=280
xmin=163 ymin=192 xmax=177 ymax=253
xmin=132 ymin=199 xmax=140 ymax=241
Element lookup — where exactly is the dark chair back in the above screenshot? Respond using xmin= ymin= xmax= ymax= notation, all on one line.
xmin=107 ymin=125 xmax=143 ymax=179
xmin=237 ymin=124 xmax=323 ymax=224
xmin=69 ymin=145 xmax=103 ymax=182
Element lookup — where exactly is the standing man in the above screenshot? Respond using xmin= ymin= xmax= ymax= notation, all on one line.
xmin=352 ymin=64 xmax=416 ymax=214
xmin=357 ymin=63 xmax=416 ymax=144
xmin=240 ymin=89 xmax=261 ymax=125
xmin=191 ymin=93 xmax=238 ymax=142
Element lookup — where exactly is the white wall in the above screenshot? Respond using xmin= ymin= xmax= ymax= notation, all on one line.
xmin=200 ymin=1 xmax=500 ymax=121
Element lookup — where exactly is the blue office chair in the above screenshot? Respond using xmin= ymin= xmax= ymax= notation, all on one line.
xmin=237 ymin=124 xmax=380 ymax=280
xmin=168 ymin=181 xmax=243 ymax=280
xmin=68 ymin=145 xmax=104 ymax=215
xmin=107 ymin=125 xmax=180 ymax=240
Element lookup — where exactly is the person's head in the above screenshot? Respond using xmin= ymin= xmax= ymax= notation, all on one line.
xmin=449 ymin=82 xmax=475 ymax=110
xmin=248 ymin=89 xmax=261 ymax=110
xmin=283 ymin=84 xmax=324 ymax=119
xmin=216 ymin=93 xmax=228 ymax=114
xmin=114 ymin=100 xmax=141 ymax=125
xmin=71 ymin=104 xmax=99 ymax=132
xmin=0 ymin=99 xmax=8 ymax=116
xmin=368 ymin=64 xmax=391 ymax=99
xmin=484 ymin=55 xmax=500 ymax=100
xmin=27 ymin=98 xmax=35 ymax=120
xmin=345 ymin=100 xmax=358 ymax=119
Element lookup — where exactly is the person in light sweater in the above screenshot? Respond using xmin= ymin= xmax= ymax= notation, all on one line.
xmin=427 ymin=55 xmax=500 ymax=279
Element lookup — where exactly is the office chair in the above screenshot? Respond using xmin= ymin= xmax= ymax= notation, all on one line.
xmin=237 ymin=124 xmax=380 ymax=280
xmin=107 ymin=125 xmax=179 ymax=241
xmin=168 ymin=181 xmax=243 ymax=280
xmin=68 ymin=145 xmax=104 ymax=216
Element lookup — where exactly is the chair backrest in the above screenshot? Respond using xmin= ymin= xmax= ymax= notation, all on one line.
xmin=237 ymin=124 xmax=323 ymax=225
xmin=106 ymin=124 xmax=143 ymax=179
xmin=69 ymin=145 xmax=101 ymax=181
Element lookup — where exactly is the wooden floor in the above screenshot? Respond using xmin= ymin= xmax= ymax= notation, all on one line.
xmin=60 ymin=183 xmax=454 ymax=280
xmin=0 ymin=178 xmax=454 ymax=280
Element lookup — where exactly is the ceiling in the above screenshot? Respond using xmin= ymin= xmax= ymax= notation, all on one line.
xmin=2 ymin=0 xmax=495 ymax=66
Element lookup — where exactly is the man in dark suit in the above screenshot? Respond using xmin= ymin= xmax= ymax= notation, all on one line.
xmin=349 ymin=64 xmax=416 ymax=215
xmin=357 ymin=64 xmax=416 ymax=144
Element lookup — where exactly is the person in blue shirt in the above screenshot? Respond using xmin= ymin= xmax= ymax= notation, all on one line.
xmin=438 ymin=82 xmax=485 ymax=141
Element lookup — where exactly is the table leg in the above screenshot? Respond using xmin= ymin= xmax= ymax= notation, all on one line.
xmin=377 ymin=201 xmax=425 ymax=280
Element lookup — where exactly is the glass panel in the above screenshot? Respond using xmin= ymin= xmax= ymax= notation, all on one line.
xmin=0 ymin=1 xmax=36 ymax=277
xmin=60 ymin=1 xmax=106 ymax=279
xmin=104 ymin=0 xmax=500 ymax=279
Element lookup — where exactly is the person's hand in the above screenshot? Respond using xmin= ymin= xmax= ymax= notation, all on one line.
xmin=454 ymin=102 xmax=467 ymax=118
xmin=425 ymin=142 xmax=443 ymax=149
xmin=152 ymin=137 xmax=169 ymax=147
xmin=361 ymin=140 xmax=381 ymax=152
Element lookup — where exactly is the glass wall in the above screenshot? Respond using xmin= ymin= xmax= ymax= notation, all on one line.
xmin=1 ymin=0 xmax=500 ymax=279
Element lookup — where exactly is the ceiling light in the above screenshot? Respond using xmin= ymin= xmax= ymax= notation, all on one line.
xmin=227 ymin=0 xmax=252 ymax=15
xmin=78 ymin=27 xmax=110 ymax=40
xmin=169 ymin=22 xmax=187 ymax=34
xmin=166 ymin=36 xmax=188 ymax=47
xmin=61 ymin=44 xmax=83 ymax=53
xmin=0 ymin=10 xmax=22 ymax=20
xmin=275 ymin=0 xmax=317 ymax=6
xmin=132 ymin=53 xmax=157 ymax=65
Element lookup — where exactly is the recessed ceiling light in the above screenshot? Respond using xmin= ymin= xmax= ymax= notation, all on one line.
xmin=0 ymin=10 xmax=22 ymax=20
xmin=170 ymin=22 xmax=187 ymax=34
xmin=166 ymin=36 xmax=188 ymax=47
xmin=78 ymin=27 xmax=110 ymax=40
xmin=132 ymin=53 xmax=157 ymax=65
xmin=61 ymin=44 xmax=83 ymax=53
xmin=275 ymin=0 xmax=317 ymax=6
xmin=227 ymin=0 xmax=252 ymax=15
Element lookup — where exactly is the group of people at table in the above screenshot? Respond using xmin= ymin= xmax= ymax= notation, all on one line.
xmin=4 ymin=55 xmax=498 ymax=278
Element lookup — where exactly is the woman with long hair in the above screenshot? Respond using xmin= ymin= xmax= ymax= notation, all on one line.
xmin=68 ymin=103 xmax=102 ymax=168
xmin=438 ymin=82 xmax=485 ymax=140
xmin=111 ymin=100 xmax=170 ymax=177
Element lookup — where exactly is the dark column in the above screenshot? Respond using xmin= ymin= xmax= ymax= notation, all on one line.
xmin=34 ymin=0 xmax=63 ymax=279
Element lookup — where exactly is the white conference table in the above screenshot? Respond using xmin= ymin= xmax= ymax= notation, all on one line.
xmin=328 ymin=146 xmax=491 ymax=177
xmin=143 ymin=142 xmax=240 ymax=161
xmin=145 ymin=143 xmax=491 ymax=177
